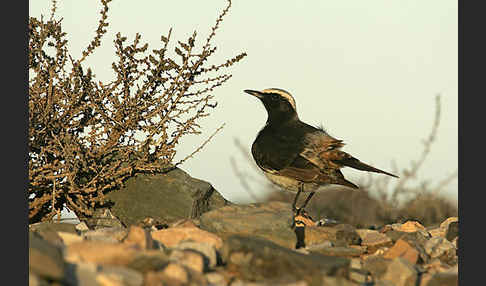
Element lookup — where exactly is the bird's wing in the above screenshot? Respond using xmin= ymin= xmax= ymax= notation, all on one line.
xmin=300 ymin=130 xmax=399 ymax=178
xmin=252 ymin=126 xmax=359 ymax=188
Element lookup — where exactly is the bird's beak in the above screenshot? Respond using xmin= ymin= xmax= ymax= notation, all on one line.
xmin=244 ymin=89 xmax=264 ymax=99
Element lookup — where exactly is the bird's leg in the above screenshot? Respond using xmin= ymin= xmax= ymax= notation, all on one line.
xmin=291 ymin=184 xmax=303 ymax=212
xmin=291 ymin=183 xmax=304 ymax=228
xmin=300 ymin=191 xmax=315 ymax=211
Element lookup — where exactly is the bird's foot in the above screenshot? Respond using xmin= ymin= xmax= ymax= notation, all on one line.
xmin=291 ymin=208 xmax=315 ymax=228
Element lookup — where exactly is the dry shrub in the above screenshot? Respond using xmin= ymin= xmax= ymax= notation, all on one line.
xmin=28 ymin=0 xmax=246 ymax=223
xmin=232 ymin=95 xmax=457 ymax=227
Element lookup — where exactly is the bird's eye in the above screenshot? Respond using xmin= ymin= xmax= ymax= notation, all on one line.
xmin=271 ymin=94 xmax=279 ymax=101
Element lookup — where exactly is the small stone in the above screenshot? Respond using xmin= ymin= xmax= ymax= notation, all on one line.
xmin=423 ymin=258 xmax=453 ymax=274
xmin=357 ymin=229 xmax=393 ymax=253
xmin=160 ymin=263 xmax=189 ymax=284
xmin=170 ymin=249 xmax=205 ymax=273
xmin=349 ymin=268 xmax=371 ymax=284
xmin=398 ymin=221 xmax=426 ymax=233
xmin=126 ymin=250 xmax=170 ymax=273
xmin=222 ymin=234 xmax=350 ymax=284
xmin=96 ymin=266 xmax=143 ymax=286
xmin=83 ymin=227 xmax=129 ymax=243
xmin=205 ymin=272 xmax=227 ymax=286
xmin=57 ymin=231 xmax=84 ymax=245
xmin=84 ymin=208 xmax=125 ymax=230
xmin=424 ymin=237 xmax=456 ymax=264
xmin=305 ymin=224 xmax=361 ymax=247
xmin=65 ymin=241 xmax=141 ymax=266
xmin=424 ymin=271 xmax=458 ymax=286
xmin=321 ymin=276 xmax=360 ymax=286
xmin=29 ymin=232 xmax=65 ymax=281
xmin=399 ymin=231 xmax=431 ymax=264
xmin=75 ymin=221 xmax=90 ymax=232
xmin=123 ymin=226 xmax=155 ymax=250
xmin=311 ymin=246 xmax=365 ymax=257
xmin=64 ymin=261 xmax=100 ymax=286
xmin=175 ymin=241 xmax=218 ymax=269
xmin=427 ymin=228 xmax=444 ymax=238
xmin=362 ymin=256 xmax=392 ymax=280
xmin=29 ymin=271 xmax=49 ymax=286
xmin=381 ymin=257 xmax=418 ymax=286
xmin=151 ymin=227 xmax=223 ymax=249
xmin=383 ymin=239 xmax=420 ymax=264
xmin=445 ymin=221 xmax=458 ymax=242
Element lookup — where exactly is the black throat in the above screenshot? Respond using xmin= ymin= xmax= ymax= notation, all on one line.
xmin=265 ymin=108 xmax=298 ymax=126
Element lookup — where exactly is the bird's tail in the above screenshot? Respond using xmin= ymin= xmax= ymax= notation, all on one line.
xmin=335 ymin=156 xmax=399 ymax=178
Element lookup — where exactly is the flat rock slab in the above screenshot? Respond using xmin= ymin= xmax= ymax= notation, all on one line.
xmin=222 ymin=235 xmax=350 ymax=286
xmin=199 ymin=201 xmax=297 ymax=249
xmin=102 ymin=167 xmax=230 ymax=227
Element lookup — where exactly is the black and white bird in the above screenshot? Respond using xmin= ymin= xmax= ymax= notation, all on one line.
xmin=245 ymin=88 xmax=398 ymax=225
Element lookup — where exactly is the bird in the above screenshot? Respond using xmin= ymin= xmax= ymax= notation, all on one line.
xmin=245 ymin=88 xmax=399 ymax=226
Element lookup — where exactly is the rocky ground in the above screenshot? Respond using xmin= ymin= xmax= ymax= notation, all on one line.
xmin=29 ymin=169 xmax=458 ymax=286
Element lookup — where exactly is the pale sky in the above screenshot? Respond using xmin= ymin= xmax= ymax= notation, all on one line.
xmin=29 ymin=1 xmax=458 ymax=204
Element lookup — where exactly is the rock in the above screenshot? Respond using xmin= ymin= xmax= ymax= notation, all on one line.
xmin=170 ymin=249 xmax=205 ymax=273
xmin=222 ymin=234 xmax=349 ymax=285
xmin=64 ymin=262 xmax=100 ymax=286
xmin=205 ymin=272 xmax=227 ymax=286
xmin=445 ymin=221 xmax=458 ymax=242
xmin=31 ymin=229 xmax=64 ymax=247
xmin=397 ymin=221 xmax=426 ymax=233
xmin=83 ymin=227 xmax=128 ymax=243
xmin=29 ymin=232 xmax=65 ymax=281
xmin=423 ymin=272 xmax=458 ymax=286
xmin=424 ymin=237 xmax=456 ymax=265
xmin=399 ymin=231 xmax=431 ymax=264
xmin=29 ymin=271 xmax=49 ymax=286
xmin=427 ymin=227 xmax=444 ymax=238
xmin=170 ymin=218 xmax=200 ymax=228
xmin=356 ymin=229 xmax=393 ymax=253
xmin=76 ymin=221 xmax=90 ymax=232
xmin=123 ymin=226 xmax=155 ymax=250
xmin=29 ymin=222 xmax=77 ymax=234
xmin=82 ymin=208 xmax=125 ymax=230
xmin=65 ymin=241 xmax=141 ymax=266
xmin=103 ymin=167 xmax=230 ymax=227
xmin=306 ymin=224 xmax=361 ymax=248
xmin=349 ymin=268 xmax=371 ymax=284
xmin=383 ymin=239 xmax=420 ymax=264
xmin=439 ymin=217 xmax=458 ymax=230
xmin=136 ymin=217 xmax=169 ymax=230
xmin=199 ymin=201 xmax=297 ymax=249
xmin=321 ymin=276 xmax=360 ymax=286
xmin=126 ymin=250 xmax=170 ymax=273
xmin=57 ymin=231 xmax=84 ymax=245
xmin=159 ymin=263 xmax=189 ymax=284
xmin=175 ymin=241 xmax=218 ymax=269
xmin=231 ymin=279 xmax=310 ymax=286
xmin=382 ymin=230 xmax=408 ymax=243
xmin=380 ymin=258 xmax=418 ymax=286
xmin=96 ymin=266 xmax=144 ymax=286
xmin=310 ymin=246 xmax=365 ymax=257
xmin=151 ymin=227 xmax=223 ymax=249
xmin=423 ymin=258 xmax=453 ymax=274
xmin=362 ymin=256 xmax=392 ymax=281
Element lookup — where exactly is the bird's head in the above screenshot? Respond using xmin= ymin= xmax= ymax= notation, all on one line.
xmin=244 ymin=88 xmax=298 ymax=123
